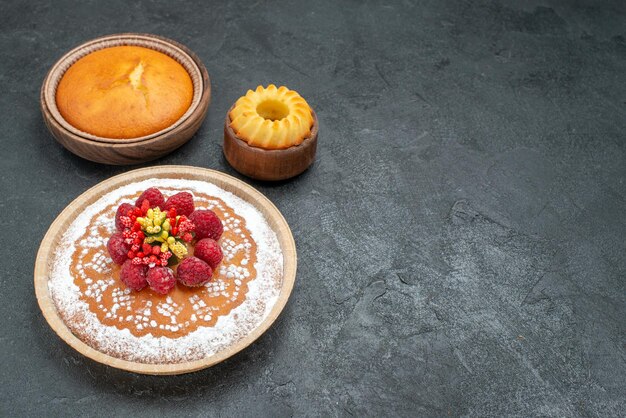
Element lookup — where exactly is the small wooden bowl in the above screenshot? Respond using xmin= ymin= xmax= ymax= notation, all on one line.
xmin=223 ymin=107 xmax=318 ymax=181
xmin=40 ymin=33 xmax=211 ymax=165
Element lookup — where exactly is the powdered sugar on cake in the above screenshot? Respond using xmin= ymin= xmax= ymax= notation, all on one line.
xmin=48 ymin=179 xmax=282 ymax=364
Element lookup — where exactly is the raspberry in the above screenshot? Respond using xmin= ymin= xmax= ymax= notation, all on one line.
xmin=136 ymin=187 xmax=164 ymax=209
xmin=177 ymin=256 xmax=213 ymax=287
xmin=119 ymin=260 xmax=148 ymax=291
xmin=189 ymin=209 xmax=223 ymax=241
xmin=115 ymin=203 xmax=135 ymax=231
xmin=163 ymin=192 xmax=194 ymax=217
xmin=107 ymin=232 xmax=130 ymax=265
xmin=146 ymin=266 xmax=176 ymax=294
xmin=194 ymin=238 xmax=223 ymax=269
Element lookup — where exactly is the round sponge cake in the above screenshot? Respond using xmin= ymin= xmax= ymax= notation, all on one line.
xmin=56 ymin=46 xmax=193 ymax=139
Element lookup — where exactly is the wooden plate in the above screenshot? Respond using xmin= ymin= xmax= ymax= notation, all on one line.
xmin=40 ymin=34 xmax=211 ymax=165
xmin=34 ymin=166 xmax=296 ymax=375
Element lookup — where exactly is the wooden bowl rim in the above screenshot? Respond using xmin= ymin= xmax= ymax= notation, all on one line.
xmin=34 ymin=166 xmax=296 ymax=375
xmin=41 ymin=33 xmax=209 ymax=145
xmin=224 ymin=105 xmax=319 ymax=154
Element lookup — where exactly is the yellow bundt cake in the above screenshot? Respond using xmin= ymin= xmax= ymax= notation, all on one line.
xmin=228 ymin=85 xmax=314 ymax=150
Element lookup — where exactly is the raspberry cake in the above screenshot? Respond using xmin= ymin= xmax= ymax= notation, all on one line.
xmin=47 ymin=178 xmax=283 ymax=365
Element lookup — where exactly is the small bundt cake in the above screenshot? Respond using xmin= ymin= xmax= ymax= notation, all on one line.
xmin=56 ymin=45 xmax=193 ymax=139
xmin=228 ymin=84 xmax=314 ymax=149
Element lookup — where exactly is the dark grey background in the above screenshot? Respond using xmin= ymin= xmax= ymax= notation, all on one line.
xmin=1 ymin=0 xmax=625 ymax=416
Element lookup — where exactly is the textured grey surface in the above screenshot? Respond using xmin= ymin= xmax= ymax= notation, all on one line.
xmin=1 ymin=0 xmax=625 ymax=416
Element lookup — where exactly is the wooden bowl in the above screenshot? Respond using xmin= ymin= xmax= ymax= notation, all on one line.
xmin=223 ymin=107 xmax=318 ymax=181
xmin=34 ymin=166 xmax=296 ymax=375
xmin=40 ymin=34 xmax=211 ymax=165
